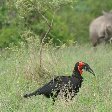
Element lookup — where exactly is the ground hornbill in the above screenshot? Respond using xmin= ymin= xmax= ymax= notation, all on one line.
xmin=24 ymin=61 xmax=95 ymax=102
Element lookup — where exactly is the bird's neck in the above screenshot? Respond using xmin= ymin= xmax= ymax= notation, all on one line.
xmin=72 ymin=70 xmax=83 ymax=79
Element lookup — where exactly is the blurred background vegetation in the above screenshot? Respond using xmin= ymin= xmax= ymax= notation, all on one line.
xmin=0 ymin=0 xmax=112 ymax=48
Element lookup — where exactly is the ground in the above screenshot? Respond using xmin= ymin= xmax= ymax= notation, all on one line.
xmin=0 ymin=44 xmax=112 ymax=112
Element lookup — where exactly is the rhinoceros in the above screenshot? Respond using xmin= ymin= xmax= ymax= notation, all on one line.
xmin=89 ymin=11 xmax=112 ymax=47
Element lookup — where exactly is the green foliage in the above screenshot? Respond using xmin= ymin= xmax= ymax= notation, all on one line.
xmin=0 ymin=2 xmax=8 ymax=29
xmin=0 ymin=26 xmax=21 ymax=47
xmin=0 ymin=1 xmax=22 ymax=48
xmin=50 ymin=15 xmax=75 ymax=45
xmin=15 ymin=0 xmax=74 ymax=45
xmin=29 ymin=12 xmax=75 ymax=45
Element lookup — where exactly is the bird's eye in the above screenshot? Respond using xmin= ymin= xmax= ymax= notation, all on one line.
xmin=84 ymin=66 xmax=87 ymax=70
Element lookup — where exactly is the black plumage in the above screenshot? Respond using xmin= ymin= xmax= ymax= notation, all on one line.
xmin=24 ymin=61 xmax=95 ymax=102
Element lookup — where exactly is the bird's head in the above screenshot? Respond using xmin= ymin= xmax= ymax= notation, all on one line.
xmin=74 ymin=61 xmax=95 ymax=76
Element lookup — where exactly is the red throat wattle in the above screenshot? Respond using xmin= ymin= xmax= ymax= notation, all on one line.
xmin=78 ymin=61 xmax=85 ymax=75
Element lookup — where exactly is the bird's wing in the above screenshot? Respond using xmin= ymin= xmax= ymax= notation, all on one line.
xmin=37 ymin=77 xmax=61 ymax=95
xmin=37 ymin=76 xmax=80 ymax=95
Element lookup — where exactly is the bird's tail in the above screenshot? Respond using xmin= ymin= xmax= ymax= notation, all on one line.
xmin=23 ymin=90 xmax=39 ymax=98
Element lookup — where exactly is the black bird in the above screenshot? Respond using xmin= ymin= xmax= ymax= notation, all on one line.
xmin=24 ymin=61 xmax=95 ymax=102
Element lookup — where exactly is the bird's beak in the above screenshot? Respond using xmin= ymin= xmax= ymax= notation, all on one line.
xmin=87 ymin=67 xmax=95 ymax=76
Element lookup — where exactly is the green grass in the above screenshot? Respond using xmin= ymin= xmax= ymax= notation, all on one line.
xmin=0 ymin=44 xmax=112 ymax=112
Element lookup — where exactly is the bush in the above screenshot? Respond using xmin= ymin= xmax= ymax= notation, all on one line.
xmin=0 ymin=26 xmax=21 ymax=48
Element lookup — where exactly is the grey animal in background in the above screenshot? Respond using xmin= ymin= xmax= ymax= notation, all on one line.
xmin=89 ymin=11 xmax=112 ymax=47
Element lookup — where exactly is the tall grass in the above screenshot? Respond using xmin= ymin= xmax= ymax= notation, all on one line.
xmin=0 ymin=42 xmax=112 ymax=112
